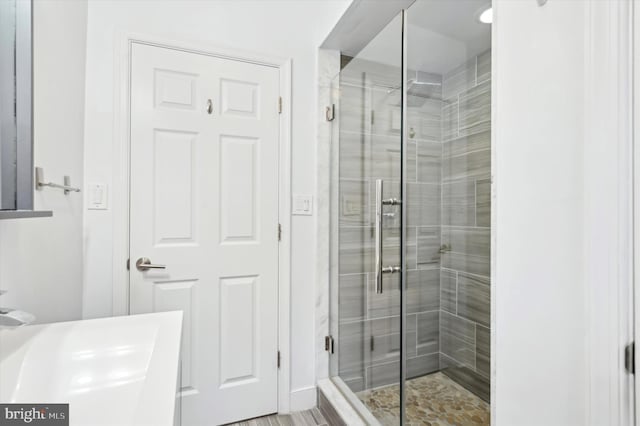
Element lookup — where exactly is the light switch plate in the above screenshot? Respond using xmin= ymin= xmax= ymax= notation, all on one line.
xmin=87 ymin=183 xmax=108 ymax=210
xmin=292 ymin=194 xmax=313 ymax=216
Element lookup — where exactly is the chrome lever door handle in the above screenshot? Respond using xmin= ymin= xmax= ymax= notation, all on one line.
xmin=136 ymin=257 xmax=166 ymax=271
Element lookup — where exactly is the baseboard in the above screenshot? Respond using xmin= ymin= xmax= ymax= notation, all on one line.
xmin=290 ymin=386 xmax=317 ymax=412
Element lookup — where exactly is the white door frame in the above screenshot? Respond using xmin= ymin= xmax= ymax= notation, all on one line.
xmin=586 ymin=0 xmax=634 ymax=424
xmin=110 ymin=31 xmax=293 ymax=414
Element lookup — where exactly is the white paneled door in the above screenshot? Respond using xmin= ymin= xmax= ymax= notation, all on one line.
xmin=129 ymin=43 xmax=280 ymax=426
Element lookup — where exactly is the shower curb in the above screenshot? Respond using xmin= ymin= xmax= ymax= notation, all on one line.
xmin=317 ymin=379 xmax=379 ymax=426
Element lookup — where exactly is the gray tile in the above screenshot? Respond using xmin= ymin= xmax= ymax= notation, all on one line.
xmin=368 ymin=269 xmax=439 ymax=319
xmin=343 ymin=376 xmax=365 ymax=393
xmin=367 ymin=360 xmax=401 ymax=389
xmin=442 ymin=251 xmax=490 ymax=277
xmin=442 ymin=181 xmax=476 ymax=226
xmin=407 ymin=352 xmax=440 ymax=379
xmin=274 ymin=414 xmax=294 ymax=426
xmin=338 ymin=274 xmax=366 ymax=322
xmin=476 ymin=49 xmax=492 ymax=84
xmin=368 ymin=273 xmax=401 ymax=319
xmin=346 ymin=57 xmax=402 ymax=89
xmin=442 ymin=148 xmax=490 ymax=182
xmin=407 ymin=97 xmax=442 ymax=142
xmin=338 ymin=77 xmax=366 ymax=124
xmin=371 ymin=85 xmax=403 ymax=136
xmin=368 ymin=179 xmax=402 ymax=223
xmin=338 ymin=320 xmax=364 ymax=378
xmin=441 ymin=365 xmax=490 ymax=403
xmin=442 ymin=58 xmax=476 ymax=100
xmin=439 ymin=352 xmax=462 ymax=370
xmin=250 ymin=418 xmax=273 ymax=426
xmin=371 ymin=134 xmax=403 ymax=181
xmin=476 ymin=178 xmax=491 ymax=227
xmin=440 ymin=311 xmax=475 ymax=368
xmin=416 ymin=141 xmax=442 ymax=184
xmin=293 ymin=410 xmax=323 ymax=426
xmin=289 ymin=413 xmax=306 ymax=425
xmin=370 ymin=315 xmax=417 ymax=365
xmin=417 ymin=311 xmax=439 ymax=354
xmin=407 ymin=69 xmax=443 ymax=100
xmin=407 ymin=269 xmax=440 ymax=313
xmin=442 ymin=227 xmax=490 ymax=258
xmin=338 ymin=226 xmax=372 ymax=275
xmin=407 ymin=183 xmax=441 ymax=227
xmin=361 ymin=220 xmax=409 ymax=271
xmin=440 ymin=269 xmax=457 ymax=314
xmin=442 ymin=130 xmax=490 ymax=159
xmin=457 ymin=273 xmax=490 ymax=326
xmin=406 ymin=140 xmax=417 ymax=183
xmin=459 ymin=80 xmax=491 ymax=137
xmin=442 ymin=100 xmax=459 ymax=141
xmin=339 ymin=179 xmax=369 ymax=226
xmin=406 ymin=243 xmax=418 ymax=271
xmin=339 ymin=131 xmax=369 ymax=180
xmin=416 ymin=226 xmax=441 ymax=269
xmin=476 ymin=325 xmax=490 ymax=378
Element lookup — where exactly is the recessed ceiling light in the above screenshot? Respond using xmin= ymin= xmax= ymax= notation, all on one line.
xmin=478 ymin=6 xmax=493 ymax=24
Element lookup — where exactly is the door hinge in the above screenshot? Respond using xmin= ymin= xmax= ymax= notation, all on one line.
xmin=278 ymin=97 xmax=282 ymax=114
xmin=371 ymin=109 xmax=375 ymax=125
xmin=325 ymin=335 xmax=335 ymax=354
xmin=126 ymin=258 xmax=130 ymax=270
xmin=370 ymin=335 xmax=375 ymax=352
xmin=277 ymin=350 xmax=281 ymax=369
xmin=625 ymin=341 xmax=635 ymax=374
xmin=278 ymin=223 xmax=282 ymax=241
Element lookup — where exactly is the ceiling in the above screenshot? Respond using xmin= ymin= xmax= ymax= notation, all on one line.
xmin=408 ymin=0 xmax=491 ymax=48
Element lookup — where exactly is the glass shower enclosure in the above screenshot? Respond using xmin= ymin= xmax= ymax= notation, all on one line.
xmin=328 ymin=1 xmax=492 ymax=424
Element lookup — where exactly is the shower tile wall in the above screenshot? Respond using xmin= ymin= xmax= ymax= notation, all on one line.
xmin=439 ymin=49 xmax=491 ymax=401
xmin=337 ymin=58 xmax=443 ymax=393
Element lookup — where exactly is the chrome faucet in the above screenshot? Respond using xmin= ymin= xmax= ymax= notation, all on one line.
xmin=0 ymin=291 xmax=35 ymax=328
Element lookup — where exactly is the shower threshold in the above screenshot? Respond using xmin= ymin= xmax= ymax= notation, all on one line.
xmin=356 ymin=372 xmax=490 ymax=426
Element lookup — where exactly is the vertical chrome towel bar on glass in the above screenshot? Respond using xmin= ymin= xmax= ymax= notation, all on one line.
xmin=375 ymin=179 xmax=402 ymax=294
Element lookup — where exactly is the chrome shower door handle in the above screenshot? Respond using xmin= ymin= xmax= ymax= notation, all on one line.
xmin=375 ymin=179 xmax=384 ymax=294
xmin=136 ymin=257 xmax=166 ymax=271
xmin=375 ymin=179 xmax=402 ymax=294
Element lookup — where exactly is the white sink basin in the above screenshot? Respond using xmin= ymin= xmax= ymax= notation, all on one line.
xmin=0 ymin=311 xmax=182 ymax=426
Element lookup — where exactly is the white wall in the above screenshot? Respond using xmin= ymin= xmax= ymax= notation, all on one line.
xmin=82 ymin=0 xmax=350 ymax=409
xmin=494 ymin=1 xmax=588 ymax=424
xmin=0 ymin=0 xmax=87 ymax=324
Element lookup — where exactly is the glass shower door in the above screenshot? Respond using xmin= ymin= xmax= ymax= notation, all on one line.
xmin=330 ymin=2 xmax=492 ymax=425
xmin=330 ymin=11 xmax=405 ymax=426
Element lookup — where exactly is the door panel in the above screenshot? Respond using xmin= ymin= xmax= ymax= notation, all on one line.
xmin=219 ymin=135 xmax=260 ymax=243
xmin=130 ymin=42 xmax=280 ymax=426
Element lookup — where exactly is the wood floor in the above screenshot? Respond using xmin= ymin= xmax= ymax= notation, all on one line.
xmin=227 ymin=408 xmax=330 ymax=426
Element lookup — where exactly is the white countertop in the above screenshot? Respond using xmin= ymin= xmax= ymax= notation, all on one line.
xmin=0 ymin=311 xmax=183 ymax=426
